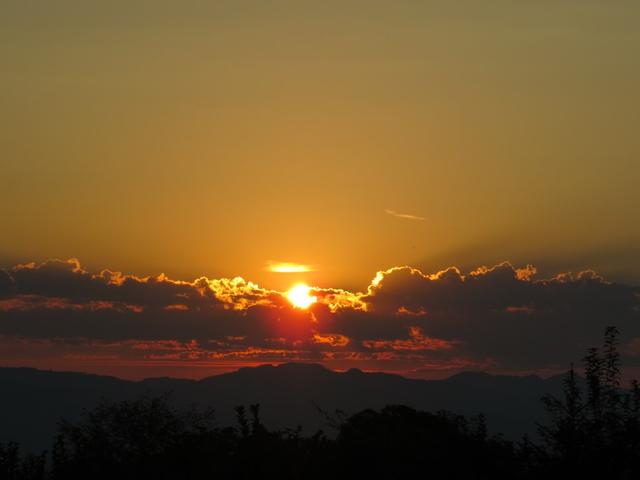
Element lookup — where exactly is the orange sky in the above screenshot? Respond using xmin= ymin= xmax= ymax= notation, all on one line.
xmin=1 ymin=1 xmax=639 ymax=290
xmin=1 ymin=2 xmax=640 ymax=378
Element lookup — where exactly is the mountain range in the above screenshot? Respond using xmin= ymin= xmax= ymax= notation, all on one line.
xmin=0 ymin=363 xmax=567 ymax=452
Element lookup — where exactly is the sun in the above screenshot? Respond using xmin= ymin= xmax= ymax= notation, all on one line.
xmin=287 ymin=283 xmax=317 ymax=309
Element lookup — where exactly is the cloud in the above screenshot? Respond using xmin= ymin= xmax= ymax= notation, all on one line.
xmin=266 ymin=262 xmax=315 ymax=273
xmin=384 ymin=209 xmax=425 ymax=221
xmin=0 ymin=258 xmax=639 ymax=377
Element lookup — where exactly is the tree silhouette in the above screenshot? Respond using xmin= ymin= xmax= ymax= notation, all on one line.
xmin=538 ymin=326 xmax=640 ymax=478
xmin=50 ymin=394 xmax=225 ymax=480
xmin=0 ymin=442 xmax=45 ymax=480
xmin=333 ymin=405 xmax=517 ymax=479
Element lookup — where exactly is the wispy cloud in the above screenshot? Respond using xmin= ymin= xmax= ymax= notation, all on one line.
xmin=266 ymin=262 xmax=315 ymax=273
xmin=384 ymin=209 xmax=425 ymax=221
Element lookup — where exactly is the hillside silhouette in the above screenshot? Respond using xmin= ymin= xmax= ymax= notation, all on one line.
xmin=0 ymin=364 xmax=566 ymax=453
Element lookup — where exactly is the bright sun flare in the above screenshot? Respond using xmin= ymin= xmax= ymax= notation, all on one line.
xmin=287 ymin=283 xmax=317 ymax=309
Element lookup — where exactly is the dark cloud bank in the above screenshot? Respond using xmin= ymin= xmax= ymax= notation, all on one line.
xmin=0 ymin=259 xmax=638 ymax=378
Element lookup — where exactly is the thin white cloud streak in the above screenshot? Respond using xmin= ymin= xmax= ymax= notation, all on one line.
xmin=384 ymin=209 xmax=426 ymax=222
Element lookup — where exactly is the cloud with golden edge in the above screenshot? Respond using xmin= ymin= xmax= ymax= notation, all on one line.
xmin=313 ymin=333 xmax=350 ymax=347
xmin=1 ymin=257 xmax=638 ymax=377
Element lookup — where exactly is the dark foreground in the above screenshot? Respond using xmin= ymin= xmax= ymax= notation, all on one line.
xmin=2 ymin=327 xmax=640 ymax=479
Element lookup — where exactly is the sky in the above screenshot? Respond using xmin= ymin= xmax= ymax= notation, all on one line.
xmin=1 ymin=1 xmax=639 ymax=379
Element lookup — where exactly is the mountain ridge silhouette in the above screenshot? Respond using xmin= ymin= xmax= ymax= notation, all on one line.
xmin=0 ymin=362 xmax=565 ymax=452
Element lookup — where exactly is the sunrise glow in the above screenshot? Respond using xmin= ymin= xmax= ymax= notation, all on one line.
xmin=287 ymin=283 xmax=317 ymax=309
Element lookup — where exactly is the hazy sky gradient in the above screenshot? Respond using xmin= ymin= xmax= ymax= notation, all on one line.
xmin=2 ymin=0 xmax=639 ymax=290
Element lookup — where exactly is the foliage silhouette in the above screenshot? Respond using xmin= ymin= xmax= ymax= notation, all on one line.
xmin=536 ymin=326 xmax=640 ymax=478
xmin=0 ymin=442 xmax=45 ymax=480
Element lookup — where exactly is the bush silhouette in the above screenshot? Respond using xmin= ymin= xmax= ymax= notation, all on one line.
xmin=334 ymin=406 xmax=516 ymax=479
